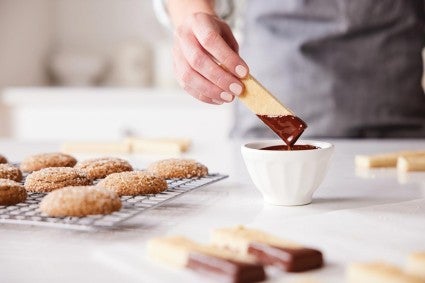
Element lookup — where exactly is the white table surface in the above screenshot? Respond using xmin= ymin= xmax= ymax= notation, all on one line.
xmin=0 ymin=138 xmax=424 ymax=283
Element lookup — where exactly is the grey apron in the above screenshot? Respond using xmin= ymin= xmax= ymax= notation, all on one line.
xmin=231 ymin=0 xmax=425 ymax=138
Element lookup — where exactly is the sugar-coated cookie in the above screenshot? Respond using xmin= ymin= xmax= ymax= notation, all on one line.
xmin=25 ymin=167 xmax=92 ymax=192
xmin=75 ymin=157 xmax=133 ymax=179
xmin=39 ymin=186 xmax=121 ymax=217
xmin=20 ymin=152 xmax=77 ymax=173
xmin=0 ymin=154 xmax=7 ymax=164
xmin=97 ymin=171 xmax=167 ymax=196
xmin=147 ymin=158 xmax=208 ymax=179
xmin=0 ymin=179 xmax=27 ymax=205
xmin=0 ymin=164 xmax=23 ymax=182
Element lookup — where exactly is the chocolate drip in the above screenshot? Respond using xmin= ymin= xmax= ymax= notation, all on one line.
xmin=248 ymin=242 xmax=323 ymax=272
xmin=257 ymin=115 xmax=307 ymax=147
xmin=261 ymin=144 xmax=318 ymax=151
xmin=187 ymin=252 xmax=266 ymax=283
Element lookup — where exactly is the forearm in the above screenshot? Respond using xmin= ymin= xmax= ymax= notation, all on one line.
xmin=167 ymin=0 xmax=216 ymax=27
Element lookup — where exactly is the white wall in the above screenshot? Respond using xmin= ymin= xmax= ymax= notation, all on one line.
xmin=0 ymin=0 xmax=175 ymax=137
xmin=0 ymin=0 xmax=53 ymax=136
xmin=51 ymin=0 xmax=176 ymax=87
xmin=53 ymin=0 xmax=170 ymax=54
xmin=0 ymin=0 xmax=53 ymax=86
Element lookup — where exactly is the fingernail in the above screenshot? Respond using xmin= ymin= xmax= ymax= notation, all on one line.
xmin=212 ymin=99 xmax=223 ymax=104
xmin=220 ymin=92 xmax=233 ymax=102
xmin=235 ymin=65 xmax=247 ymax=78
xmin=229 ymin=83 xmax=243 ymax=96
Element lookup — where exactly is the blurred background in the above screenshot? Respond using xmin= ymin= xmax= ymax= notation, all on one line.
xmin=0 ymin=0 xmax=423 ymax=142
xmin=0 ymin=0 xmax=232 ymax=141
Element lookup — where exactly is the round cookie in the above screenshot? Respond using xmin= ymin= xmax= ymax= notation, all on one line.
xmin=147 ymin=158 xmax=208 ymax=179
xmin=0 ymin=154 xmax=7 ymax=164
xmin=25 ymin=167 xmax=92 ymax=193
xmin=0 ymin=164 xmax=23 ymax=182
xmin=0 ymin=179 xmax=27 ymax=205
xmin=20 ymin=152 xmax=77 ymax=173
xmin=75 ymin=157 xmax=133 ymax=180
xmin=39 ymin=186 xmax=121 ymax=217
xmin=97 ymin=171 xmax=167 ymax=196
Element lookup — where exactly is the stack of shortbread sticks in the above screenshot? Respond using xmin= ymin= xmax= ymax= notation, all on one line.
xmin=356 ymin=150 xmax=425 ymax=172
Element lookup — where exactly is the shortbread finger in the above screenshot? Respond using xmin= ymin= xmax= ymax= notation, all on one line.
xmin=240 ymin=75 xmax=307 ymax=146
xmin=125 ymin=137 xmax=191 ymax=154
xmin=406 ymin=252 xmax=425 ymax=280
xmin=355 ymin=151 xmax=425 ymax=168
xmin=397 ymin=156 xmax=425 ymax=172
xmin=147 ymin=236 xmax=266 ymax=283
xmin=347 ymin=262 xmax=424 ymax=283
xmin=211 ymin=226 xmax=323 ymax=272
xmin=61 ymin=142 xmax=130 ymax=154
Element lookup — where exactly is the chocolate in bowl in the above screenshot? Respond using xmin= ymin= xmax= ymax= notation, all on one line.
xmin=241 ymin=140 xmax=334 ymax=206
xmin=260 ymin=144 xmax=318 ymax=151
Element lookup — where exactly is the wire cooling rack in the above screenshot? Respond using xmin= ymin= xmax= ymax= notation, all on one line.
xmin=0 ymin=174 xmax=227 ymax=230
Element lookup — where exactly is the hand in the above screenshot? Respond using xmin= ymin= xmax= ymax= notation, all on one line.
xmin=173 ymin=12 xmax=249 ymax=104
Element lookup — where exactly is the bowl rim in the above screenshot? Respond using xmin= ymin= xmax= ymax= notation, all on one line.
xmin=242 ymin=139 xmax=334 ymax=152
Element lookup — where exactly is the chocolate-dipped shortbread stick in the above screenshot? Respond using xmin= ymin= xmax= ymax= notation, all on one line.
xmin=211 ymin=226 xmax=323 ymax=272
xmin=147 ymin=236 xmax=266 ymax=283
xmin=239 ymin=75 xmax=307 ymax=147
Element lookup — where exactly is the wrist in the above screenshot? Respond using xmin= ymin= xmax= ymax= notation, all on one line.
xmin=167 ymin=0 xmax=217 ymax=27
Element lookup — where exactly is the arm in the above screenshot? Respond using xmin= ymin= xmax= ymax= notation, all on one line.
xmin=167 ymin=0 xmax=249 ymax=104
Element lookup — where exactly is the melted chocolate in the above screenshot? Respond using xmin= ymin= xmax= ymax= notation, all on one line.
xmin=257 ymin=115 xmax=307 ymax=147
xmin=187 ymin=252 xmax=266 ymax=283
xmin=260 ymin=144 xmax=318 ymax=151
xmin=247 ymin=242 xmax=323 ymax=272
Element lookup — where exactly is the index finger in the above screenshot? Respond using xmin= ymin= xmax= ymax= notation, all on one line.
xmin=191 ymin=16 xmax=249 ymax=79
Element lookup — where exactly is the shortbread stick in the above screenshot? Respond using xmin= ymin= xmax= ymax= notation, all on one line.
xmin=406 ymin=252 xmax=425 ymax=280
xmin=147 ymin=236 xmax=266 ymax=283
xmin=211 ymin=226 xmax=323 ymax=272
xmin=240 ymin=75 xmax=294 ymax=116
xmin=125 ymin=137 xmax=191 ymax=154
xmin=397 ymin=156 xmax=425 ymax=172
xmin=61 ymin=142 xmax=131 ymax=154
xmin=355 ymin=151 xmax=425 ymax=168
xmin=347 ymin=262 xmax=424 ymax=283
xmin=239 ymin=75 xmax=307 ymax=146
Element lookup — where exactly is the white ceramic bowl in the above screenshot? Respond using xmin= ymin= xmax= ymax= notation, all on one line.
xmin=241 ymin=140 xmax=334 ymax=206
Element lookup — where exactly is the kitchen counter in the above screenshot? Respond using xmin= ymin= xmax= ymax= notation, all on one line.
xmin=0 ymin=138 xmax=424 ymax=283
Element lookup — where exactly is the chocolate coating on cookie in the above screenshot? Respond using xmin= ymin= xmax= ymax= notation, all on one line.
xmin=147 ymin=158 xmax=208 ymax=179
xmin=0 ymin=154 xmax=7 ymax=164
xmin=20 ymin=152 xmax=77 ymax=173
xmin=0 ymin=179 xmax=27 ymax=205
xmin=0 ymin=164 xmax=23 ymax=182
xmin=40 ymin=186 xmax=121 ymax=217
xmin=75 ymin=157 xmax=133 ymax=180
xmin=97 ymin=171 xmax=167 ymax=196
xmin=25 ymin=167 xmax=92 ymax=193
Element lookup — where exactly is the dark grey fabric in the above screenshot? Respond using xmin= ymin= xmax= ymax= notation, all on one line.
xmin=231 ymin=0 xmax=425 ymax=138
